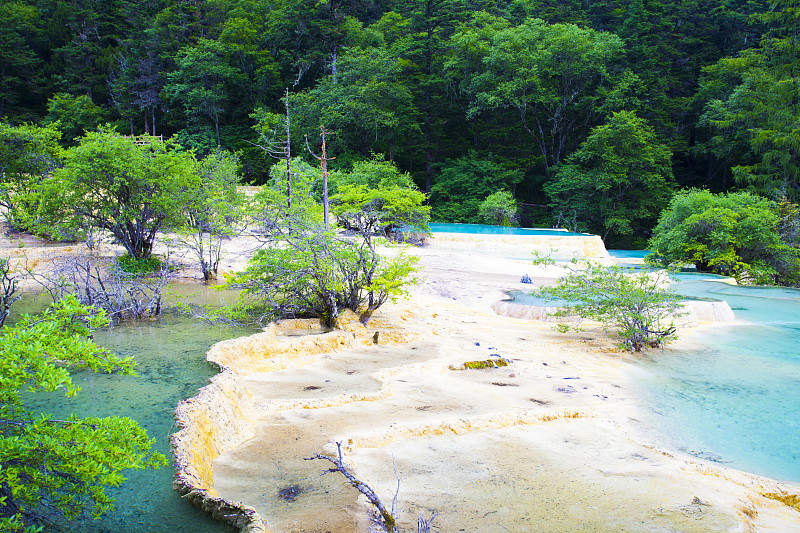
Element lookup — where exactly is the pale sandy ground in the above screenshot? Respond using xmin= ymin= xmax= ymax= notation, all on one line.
xmin=6 ymin=230 xmax=800 ymax=532
xmin=207 ymin=237 xmax=800 ymax=533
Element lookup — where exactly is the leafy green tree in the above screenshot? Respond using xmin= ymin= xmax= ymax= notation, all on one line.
xmin=43 ymin=93 xmax=106 ymax=146
xmin=430 ymin=153 xmax=523 ymax=222
xmin=257 ymin=0 xmax=379 ymax=85
xmin=292 ymin=46 xmax=415 ymax=159
xmin=47 ymin=3 xmax=117 ymax=102
xmin=255 ymin=157 xmax=322 ymax=216
xmin=108 ymin=46 xmax=165 ymax=137
xmin=230 ymin=156 xmax=420 ymax=327
xmin=479 ymin=190 xmax=518 ymax=226
xmin=0 ymin=122 xmax=64 ymax=230
xmin=394 ymin=0 xmax=466 ymax=191
xmin=332 ymin=185 xmax=430 ymax=237
xmin=697 ymin=0 xmax=800 ymax=199
xmin=225 ymin=212 xmax=418 ymax=327
xmin=545 ymin=111 xmax=674 ymax=245
xmin=327 ymin=155 xmax=411 ymax=202
xmin=333 ymin=155 xmax=417 ymax=192
xmin=164 ymin=38 xmax=244 ymax=149
xmin=535 ymin=262 xmax=683 ymax=351
xmin=447 ymin=14 xmax=626 ymax=173
xmin=330 ymin=156 xmax=430 ymax=238
xmin=0 ymin=2 xmax=42 ymax=120
xmin=648 ymin=189 xmax=800 ymax=284
xmin=0 ymin=295 xmax=165 ymax=531
xmin=44 ymin=128 xmax=200 ymax=259
xmin=218 ymin=16 xmax=280 ymax=107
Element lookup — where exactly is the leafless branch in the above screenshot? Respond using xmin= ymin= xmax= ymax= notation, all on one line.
xmin=307 ymin=441 xmax=398 ymax=532
xmin=306 ymin=442 xmax=437 ymax=533
xmin=26 ymin=251 xmax=176 ymax=321
xmin=0 ymin=257 xmax=21 ymax=327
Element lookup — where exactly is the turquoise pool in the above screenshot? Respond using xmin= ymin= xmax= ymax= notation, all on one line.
xmin=429 ymin=223 xmax=588 ymax=236
xmin=510 ymin=270 xmax=800 ymax=482
xmin=608 ymin=249 xmax=651 ymax=259
xmin=633 ymin=277 xmax=800 ymax=482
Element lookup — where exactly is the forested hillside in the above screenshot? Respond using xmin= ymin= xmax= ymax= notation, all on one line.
xmin=1 ymin=0 xmax=798 ymax=246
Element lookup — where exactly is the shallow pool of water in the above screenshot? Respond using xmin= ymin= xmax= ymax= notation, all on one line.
xmin=506 ymin=290 xmax=570 ymax=307
xmin=16 ymin=288 xmax=249 ymax=532
xmin=429 ymin=223 xmax=588 ymax=236
xmin=633 ymin=278 xmax=800 ymax=482
xmin=607 ymin=249 xmax=651 ymax=259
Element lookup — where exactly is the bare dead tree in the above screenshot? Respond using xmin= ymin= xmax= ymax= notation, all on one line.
xmin=305 ymin=127 xmax=335 ymax=230
xmin=306 ymin=442 xmax=437 ymax=533
xmin=27 ymin=252 xmax=176 ymax=321
xmin=170 ymin=211 xmax=235 ymax=281
xmin=0 ymin=258 xmax=21 ymax=327
xmin=284 ymin=88 xmax=292 ymax=207
xmin=250 ymin=90 xmax=294 ymax=208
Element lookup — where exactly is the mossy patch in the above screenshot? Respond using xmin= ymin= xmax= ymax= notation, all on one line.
xmin=450 ymin=358 xmax=511 ymax=370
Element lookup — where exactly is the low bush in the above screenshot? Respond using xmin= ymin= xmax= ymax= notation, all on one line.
xmin=535 ymin=262 xmax=683 ymax=351
xmin=116 ymin=254 xmax=164 ymax=275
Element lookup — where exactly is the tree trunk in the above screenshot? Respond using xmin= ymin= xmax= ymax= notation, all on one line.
xmin=322 ymin=128 xmax=330 ymax=230
xmin=285 ymin=89 xmax=292 ymax=208
xmin=331 ymin=45 xmax=337 ymax=84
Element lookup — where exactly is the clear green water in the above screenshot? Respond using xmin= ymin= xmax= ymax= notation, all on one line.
xmin=15 ymin=288 xmax=248 ymax=532
xmin=632 ymin=277 xmax=800 ymax=482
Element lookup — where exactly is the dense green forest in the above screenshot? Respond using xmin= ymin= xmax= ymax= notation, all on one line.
xmin=1 ymin=0 xmax=798 ymax=246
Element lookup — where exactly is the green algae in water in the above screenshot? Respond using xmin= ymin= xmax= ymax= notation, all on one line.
xmin=15 ymin=291 xmax=247 ymax=533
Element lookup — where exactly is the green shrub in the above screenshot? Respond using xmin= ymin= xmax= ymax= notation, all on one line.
xmin=479 ymin=190 xmax=518 ymax=226
xmin=116 ymin=254 xmax=164 ymax=275
xmin=647 ymin=190 xmax=800 ymax=285
xmin=535 ymin=263 xmax=683 ymax=351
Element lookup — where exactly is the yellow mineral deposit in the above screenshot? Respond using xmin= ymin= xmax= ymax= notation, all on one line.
xmin=172 ymin=235 xmax=800 ymax=533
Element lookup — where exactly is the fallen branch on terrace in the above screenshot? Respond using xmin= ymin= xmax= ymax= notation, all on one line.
xmin=306 ymin=442 xmax=437 ymax=533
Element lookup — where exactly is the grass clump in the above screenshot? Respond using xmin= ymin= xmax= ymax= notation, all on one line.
xmin=116 ymin=254 xmax=164 ymax=275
